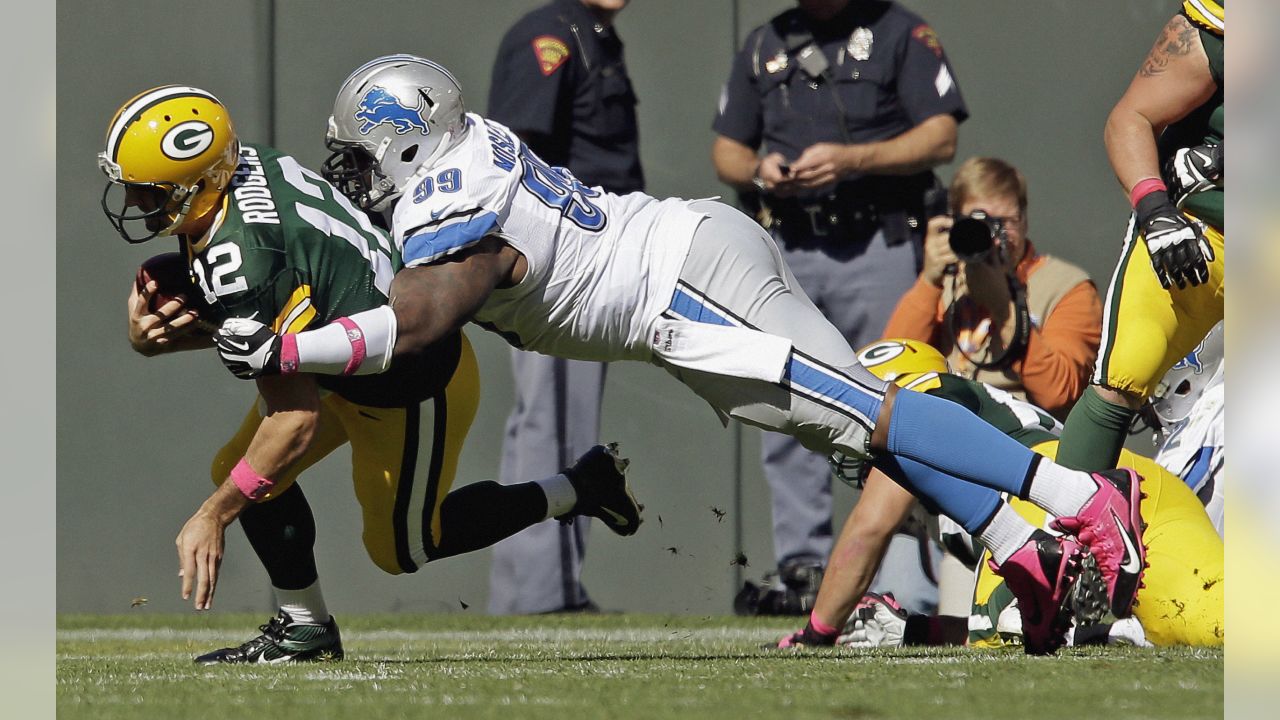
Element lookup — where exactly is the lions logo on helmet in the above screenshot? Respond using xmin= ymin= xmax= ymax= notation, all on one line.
xmin=856 ymin=339 xmax=950 ymax=392
xmin=354 ymin=86 xmax=430 ymax=136
xmin=1152 ymin=321 xmax=1223 ymax=426
xmin=323 ymin=55 xmax=468 ymax=212
xmin=98 ymin=85 xmax=239 ymax=243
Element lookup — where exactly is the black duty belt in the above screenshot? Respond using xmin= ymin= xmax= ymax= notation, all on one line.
xmin=769 ymin=198 xmax=879 ymax=238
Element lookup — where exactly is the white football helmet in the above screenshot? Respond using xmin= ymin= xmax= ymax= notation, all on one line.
xmin=1151 ymin=321 xmax=1224 ymax=426
xmin=322 ymin=54 xmax=468 ymax=212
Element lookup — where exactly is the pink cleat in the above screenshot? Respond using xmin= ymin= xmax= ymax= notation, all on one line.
xmin=991 ymin=530 xmax=1085 ymax=655
xmin=1050 ymin=468 xmax=1147 ymax=618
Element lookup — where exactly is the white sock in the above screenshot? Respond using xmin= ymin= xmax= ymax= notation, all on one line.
xmin=275 ymin=580 xmax=330 ymax=625
xmin=1026 ymin=460 xmax=1097 ymax=518
xmin=536 ymin=473 xmax=577 ymax=518
xmin=979 ymin=503 xmax=1037 ymax=566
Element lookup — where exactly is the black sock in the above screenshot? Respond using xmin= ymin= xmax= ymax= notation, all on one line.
xmin=238 ymin=482 xmax=319 ymax=591
xmin=430 ymin=481 xmax=548 ymax=560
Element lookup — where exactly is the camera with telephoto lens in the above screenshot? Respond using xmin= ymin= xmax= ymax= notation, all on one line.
xmin=948 ymin=210 xmax=1007 ymax=263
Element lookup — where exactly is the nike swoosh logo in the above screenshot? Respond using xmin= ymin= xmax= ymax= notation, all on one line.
xmin=1112 ymin=508 xmax=1142 ymax=575
xmin=600 ymin=506 xmax=630 ymax=527
xmin=222 ymin=339 xmax=250 ymax=352
xmin=255 ymin=653 xmax=292 ymax=665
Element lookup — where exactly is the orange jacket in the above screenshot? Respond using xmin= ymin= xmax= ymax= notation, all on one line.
xmin=883 ymin=243 xmax=1101 ymax=416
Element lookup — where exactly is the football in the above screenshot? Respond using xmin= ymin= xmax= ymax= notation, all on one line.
xmin=135 ymin=252 xmax=218 ymax=334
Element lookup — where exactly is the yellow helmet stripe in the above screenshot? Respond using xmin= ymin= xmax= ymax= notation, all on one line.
xmin=1183 ymin=0 xmax=1224 ymax=34
xmin=105 ymin=85 xmax=219 ymax=163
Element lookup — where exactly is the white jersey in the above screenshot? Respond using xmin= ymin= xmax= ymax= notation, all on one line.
xmin=392 ymin=114 xmax=702 ymax=361
xmin=1154 ymin=376 xmax=1225 ymax=536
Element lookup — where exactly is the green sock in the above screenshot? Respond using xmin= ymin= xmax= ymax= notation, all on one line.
xmin=1054 ymin=386 xmax=1137 ymax=471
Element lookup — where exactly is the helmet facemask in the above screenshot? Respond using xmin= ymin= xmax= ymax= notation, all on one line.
xmin=99 ymin=165 xmax=196 ymax=243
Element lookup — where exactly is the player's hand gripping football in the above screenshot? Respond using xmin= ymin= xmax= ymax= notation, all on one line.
xmin=1134 ymin=192 xmax=1213 ymax=290
xmin=215 ymin=317 xmax=283 ymax=379
xmin=128 ymin=278 xmax=203 ymax=356
xmin=1164 ymin=141 xmax=1223 ymax=207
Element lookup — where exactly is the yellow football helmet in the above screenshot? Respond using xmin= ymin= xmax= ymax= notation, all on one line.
xmin=98 ymin=86 xmax=239 ymax=243
xmin=856 ymin=338 xmax=950 ymax=387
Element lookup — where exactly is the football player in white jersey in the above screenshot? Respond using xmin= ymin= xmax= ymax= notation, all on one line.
xmin=216 ymin=55 xmax=1149 ymax=654
xmin=1149 ymin=321 xmax=1224 ymax=536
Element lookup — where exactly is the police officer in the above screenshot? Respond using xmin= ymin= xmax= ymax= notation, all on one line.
xmin=712 ymin=0 xmax=968 ymax=615
xmin=486 ymin=0 xmax=643 ymax=615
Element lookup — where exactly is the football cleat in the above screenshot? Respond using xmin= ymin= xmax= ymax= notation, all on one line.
xmin=194 ymin=610 xmax=344 ymax=665
xmin=556 ymin=443 xmax=643 ymax=536
xmin=1050 ymin=468 xmax=1147 ymax=618
xmin=991 ymin=530 xmax=1085 ymax=656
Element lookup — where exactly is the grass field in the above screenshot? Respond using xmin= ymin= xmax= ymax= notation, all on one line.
xmin=58 ymin=613 xmax=1222 ymax=720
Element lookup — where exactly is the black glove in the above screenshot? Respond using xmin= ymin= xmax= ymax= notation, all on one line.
xmin=215 ymin=318 xmax=283 ymax=379
xmin=1164 ymin=141 xmax=1223 ymax=207
xmin=1134 ymin=192 xmax=1214 ymax=290
xmin=776 ymin=620 xmax=839 ymax=648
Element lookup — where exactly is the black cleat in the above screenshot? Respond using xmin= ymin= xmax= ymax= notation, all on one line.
xmin=557 ymin=443 xmax=643 ymax=536
xmin=194 ymin=610 xmax=344 ymax=665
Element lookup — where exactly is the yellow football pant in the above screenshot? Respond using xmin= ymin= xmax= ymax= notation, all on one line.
xmin=972 ymin=442 xmax=1223 ymax=647
xmin=1095 ymin=215 xmax=1224 ymax=398
xmin=210 ymin=334 xmax=480 ymax=575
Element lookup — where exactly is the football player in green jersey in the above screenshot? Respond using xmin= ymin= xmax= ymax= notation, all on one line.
xmin=1055 ymin=0 xmax=1224 ymax=474
xmin=101 ymin=86 xmax=643 ymax=664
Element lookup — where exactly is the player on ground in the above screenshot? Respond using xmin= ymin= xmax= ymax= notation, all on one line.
xmin=804 ymin=340 xmax=1221 ymax=650
xmin=1054 ymin=0 xmax=1224 ymax=474
xmin=101 ymin=85 xmax=642 ymax=664
xmin=1148 ymin=321 xmax=1223 ymax=536
xmin=214 ymin=56 xmax=1148 ymax=654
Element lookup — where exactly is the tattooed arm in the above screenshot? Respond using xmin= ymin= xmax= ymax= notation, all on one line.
xmin=1104 ymin=13 xmax=1218 ymax=196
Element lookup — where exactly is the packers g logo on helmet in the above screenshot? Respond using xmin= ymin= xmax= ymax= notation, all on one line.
xmin=161 ymin=121 xmax=216 ymax=160
xmin=857 ymin=339 xmax=950 ymax=389
xmin=98 ymin=85 xmax=239 ymax=243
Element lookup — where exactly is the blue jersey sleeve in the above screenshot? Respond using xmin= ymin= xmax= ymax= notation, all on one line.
xmin=401 ymin=208 xmax=501 ymax=267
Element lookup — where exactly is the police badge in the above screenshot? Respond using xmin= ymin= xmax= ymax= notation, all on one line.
xmin=848 ymin=27 xmax=873 ymax=62
xmin=764 ymin=51 xmax=789 ymax=74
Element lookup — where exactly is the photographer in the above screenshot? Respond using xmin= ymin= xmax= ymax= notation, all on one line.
xmin=884 ymin=157 xmax=1102 ymax=417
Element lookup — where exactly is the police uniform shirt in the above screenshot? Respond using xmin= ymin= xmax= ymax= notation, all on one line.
xmin=489 ymin=0 xmax=644 ymax=193
xmin=714 ymin=0 xmax=968 ymax=186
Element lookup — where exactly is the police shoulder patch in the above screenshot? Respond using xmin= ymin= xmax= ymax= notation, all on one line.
xmin=531 ymin=35 xmax=571 ymax=76
xmin=911 ymin=24 xmax=944 ymax=58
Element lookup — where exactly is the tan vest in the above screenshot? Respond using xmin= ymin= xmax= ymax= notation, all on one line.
xmin=940 ymin=255 xmax=1090 ymax=401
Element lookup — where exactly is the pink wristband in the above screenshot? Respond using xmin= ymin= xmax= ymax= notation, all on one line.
xmin=1129 ymin=177 xmax=1167 ymax=208
xmin=231 ymin=457 xmax=273 ymax=500
xmin=335 ymin=317 xmax=367 ymax=375
xmin=279 ymin=334 xmax=300 ymax=375
xmin=808 ymin=611 xmax=839 ymax=637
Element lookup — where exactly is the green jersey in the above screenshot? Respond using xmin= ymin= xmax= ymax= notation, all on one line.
xmin=1160 ymin=8 xmax=1224 ymax=230
xmin=190 ymin=143 xmax=459 ymax=406
xmin=832 ymin=373 xmax=1059 ymax=486
xmin=928 ymin=375 xmax=1060 ymax=449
